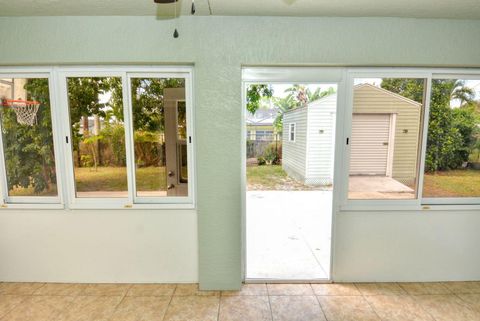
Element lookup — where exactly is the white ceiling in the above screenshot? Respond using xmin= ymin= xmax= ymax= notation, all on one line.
xmin=0 ymin=0 xmax=480 ymax=19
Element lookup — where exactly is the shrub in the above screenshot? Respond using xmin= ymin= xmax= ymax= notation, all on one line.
xmin=262 ymin=144 xmax=280 ymax=165
xmin=257 ymin=156 xmax=266 ymax=166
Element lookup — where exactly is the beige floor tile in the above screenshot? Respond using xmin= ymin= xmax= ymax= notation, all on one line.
xmin=318 ymin=295 xmax=380 ymax=321
xmin=81 ymin=283 xmax=131 ymax=296
xmin=219 ymin=296 xmax=271 ymax=321
xmin=270 ymin=295 xmax=325 ymax=321
xmin=110 ymin=296 xmax=171 ymax=321
xmin=127 ymin=284 xmax=176 ymax=297
xmin=311 ymin=283 xmax=361 ymax=296
xmin=414 ymin=294 xmax=480 ymax=321
xmin=164 ymin=295 xmax=219 ymax=321
xmin=222 ymin=284 xmax=267 ymax=296
xmin=33 ymin=283 xmax=88 ymax=296
xmin=0 ymin=283 xmax=45 ymax=295
xmin=355 ymin=283 xmax=406 ymax=296
xmin=365 ymin=295 xmax=435 ymax=321
xmin=442 ymin=281 xmax=480 ymax=294
xmin=0 ymin=295 xmax=27 ymax=319
xmin=267 ymin=284 xmax=313 ymax=296
xmin=456 ymin=294 xmax=480 ymax=311
xmin=55 ymin=295 xmax=124 ymax=321
xmin=398 ymin=282 xmax=450 ymax=295
xmin=0 ymin=295 xmax=75 ymax=321
xmin=174 ymin=283 xmax=219 ymax=296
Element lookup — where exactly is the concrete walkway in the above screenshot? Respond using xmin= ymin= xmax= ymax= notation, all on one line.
xmin=246 ymin=190 xmax=332 ymax=280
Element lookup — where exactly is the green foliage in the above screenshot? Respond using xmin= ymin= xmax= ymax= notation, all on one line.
xmin=133 ymin=130 xmax=164 ymax=167
xmin=381 ymin=78 xmax=478 ymax=171
xmin=1 ymin=78 xmax=57 ymax=194
xmin=257 ymin=156 xmax=266 ymax=166
xmin=100 ymin=123 xmax=126 ymax=166
xmin=262 ymin=143 xmax=281 ymax=165
xmin=131 ymin=78 xmax=185 ymax=132
xmin=246 ymin=84 xmax=273 ymax=115
xmin=380 ymin=78 xmax=425 ymax=103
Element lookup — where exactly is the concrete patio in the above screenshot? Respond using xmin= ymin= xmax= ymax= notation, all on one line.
xmin=348 ymin=175 xmax=415 ymax=199
xmin=246 ymin=190 xmax=332 ymax=280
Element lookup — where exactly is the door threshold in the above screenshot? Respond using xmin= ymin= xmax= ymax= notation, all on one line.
xmin=245 ymin=278 xmax=332 ymax=284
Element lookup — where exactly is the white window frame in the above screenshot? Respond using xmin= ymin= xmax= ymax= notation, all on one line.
xmin=0 ymin=68 xmax=65 ymax=209
xmin=126 ymin=72 xmax=195 ymax=206
xmin=421 ymin=73 xmax=480 ymax=206
xmin=340 ymin=67 xmax=480 ymax=212
xmin=289 ymin=123 xmax=296 ymax=142
xmin=0 ymin=66 xmax=195 ymax=210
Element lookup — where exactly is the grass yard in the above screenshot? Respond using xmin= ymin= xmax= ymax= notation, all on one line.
xmin=8 ymin=166 xmax=167 ymax=196
xmin=423 ymin=169 xmax=480 ymax=198
xmin=247 ymin=165 xmax=329 ymax=191
xmin=75 ymin=166 xmax=167 ymax=192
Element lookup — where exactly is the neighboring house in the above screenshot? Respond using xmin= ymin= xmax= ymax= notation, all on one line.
xmin=246 ymin=107 xmax=278 ymax=141
xmin=282 ymin=84 xmax=421 ymax=186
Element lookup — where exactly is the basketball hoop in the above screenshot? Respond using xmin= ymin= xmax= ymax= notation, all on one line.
xmin=1 ymin=99 xmax=40 ymax=126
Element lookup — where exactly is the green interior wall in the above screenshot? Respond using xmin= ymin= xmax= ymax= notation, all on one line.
xmin=1 ymin=16 xmax=480 ymax=290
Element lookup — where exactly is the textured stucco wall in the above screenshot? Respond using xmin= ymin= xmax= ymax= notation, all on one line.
xmin=1 ymin=16 xmax=480 ymax=289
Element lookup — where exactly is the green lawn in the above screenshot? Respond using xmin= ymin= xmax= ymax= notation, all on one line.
xmin=10 ymin=165 xmax=480 ymax=197
xmin=423 ymin=169 xmax=480 ymax=198
xmin=9 ymin=166 xmax=167 ymax=196
xmin=75 ymin=166 xmax=166 ymax=192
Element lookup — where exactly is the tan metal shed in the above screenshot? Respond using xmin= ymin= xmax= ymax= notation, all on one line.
xmin=351 ymin=84 xmax=422 ymax=185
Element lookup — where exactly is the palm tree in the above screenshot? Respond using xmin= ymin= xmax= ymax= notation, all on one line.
xmin=273 ymin=86 xmax=337 ymax=131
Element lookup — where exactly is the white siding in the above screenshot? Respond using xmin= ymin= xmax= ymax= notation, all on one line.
xmin=282 ymin=107 xmax=308 ymax=181
xmin=350 ymin=114 xmax=391 ymax=175
xmin=305 ymin=95 xmax=337 ymax=185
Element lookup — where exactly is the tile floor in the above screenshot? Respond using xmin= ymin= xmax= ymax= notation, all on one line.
xmin=1 ymin=282 xmax=480 ymax=320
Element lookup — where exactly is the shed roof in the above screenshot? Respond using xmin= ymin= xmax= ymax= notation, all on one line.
xmin=353 ymin=83 xmax=422 ymax=107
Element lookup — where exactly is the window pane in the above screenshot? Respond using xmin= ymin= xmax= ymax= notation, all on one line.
xmin=66 ymin=77 xmax=128 ymax=198
xmin=423 ymin=78 xmax=480 ymax=198
xmin=0 ymin=78 xmax=58 ymax=197
xmin=130 ymin=78 xmax=188 ymax=197
xmin=348 ymin=78 xmax=425 ymax=200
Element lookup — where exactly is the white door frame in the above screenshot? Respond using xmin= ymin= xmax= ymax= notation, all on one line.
xmin=386 ymin=113 xmax=397 ymax=177
xmin=241 ymin=67 xmax=346 ymax=283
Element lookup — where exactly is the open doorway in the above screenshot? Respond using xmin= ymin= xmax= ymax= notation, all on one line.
xmin=244 ymin=80 xmax=338 ymax=281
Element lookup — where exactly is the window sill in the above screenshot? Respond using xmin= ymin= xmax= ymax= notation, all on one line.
xmin=66 ymin=202 xmax=196 ymax=210
xmin=0 ymin=203 xmax=65 ymax=210
xmin=339 ymin=203 xmax=480 ymax=213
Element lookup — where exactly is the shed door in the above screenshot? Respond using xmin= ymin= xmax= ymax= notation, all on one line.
xmin=350 ymin=114 xmax=390 ymax=176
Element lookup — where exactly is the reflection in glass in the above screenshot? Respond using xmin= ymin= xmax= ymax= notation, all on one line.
xmin=130 ymin=78 xmax=188 ymax=197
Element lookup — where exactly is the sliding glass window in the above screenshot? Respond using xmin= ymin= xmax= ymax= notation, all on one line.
xmin=130 ymin=77 xmax=189 ymax=198
xmin=422 ymin=77 xmax=480 ymax=200
xmin=347 ymin=77 xmax=426 ymax=200
xmin=65 ymin=76 xmax=128 ymax=198
xmin=0 ymin=75 xmax=59 ymax=203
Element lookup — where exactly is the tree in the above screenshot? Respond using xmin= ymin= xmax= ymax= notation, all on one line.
xmin=381 ymin=78 xmax=477 ymax=171
xmin=246 ymin=85 xmax=273 ymax=115
xmin=67 ymin=77 xmax=109 ymax=167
